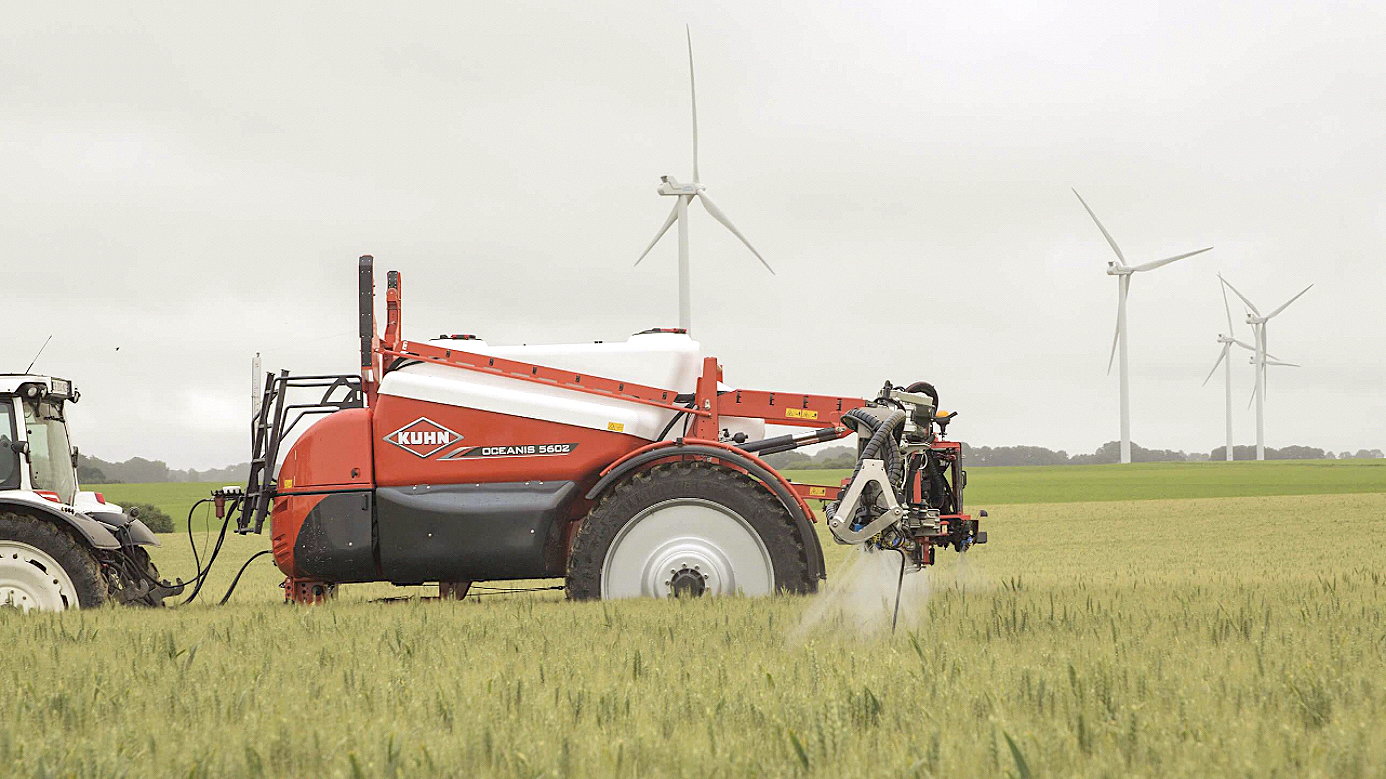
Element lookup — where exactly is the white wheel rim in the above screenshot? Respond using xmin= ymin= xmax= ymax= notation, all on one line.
xmin=601 ymin=498 xmax=775 ymax=599
xmin=0 ymin=541 xmax=80 ymax=612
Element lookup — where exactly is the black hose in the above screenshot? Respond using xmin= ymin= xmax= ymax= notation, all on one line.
xmin=825 ymin=406 xmax=906 ymax=527
xmin=656 ymin=403 xmax=695 ymax=441
xmin=180 ymin=500 xmax=238 ymax=605
xmin=218 ymin=550 xmax=272 ymax=605
xmin=184 ymin=499 xmax=211 ymax=582
xmin=903 ymin=381 xmax=939 ymax=409
xmin=467 ymin=585 xmax=565 ymax=596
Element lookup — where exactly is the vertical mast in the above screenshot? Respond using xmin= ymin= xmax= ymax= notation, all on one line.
xmin=1117 ymin=275 xmax=1131 ymax=464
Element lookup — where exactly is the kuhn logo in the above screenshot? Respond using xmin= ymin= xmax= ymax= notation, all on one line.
xmin=384 ymin=418 xmax=461 ymax=458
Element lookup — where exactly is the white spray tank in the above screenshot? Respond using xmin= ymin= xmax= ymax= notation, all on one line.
xmin=377 ymin=332 xmax=765 ymax=443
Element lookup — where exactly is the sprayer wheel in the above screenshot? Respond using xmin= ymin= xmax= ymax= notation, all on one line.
xmin=0 ymin=512 xmax=109 ymax=612
xmin=566 ymin=461 xmax=817 ymax=600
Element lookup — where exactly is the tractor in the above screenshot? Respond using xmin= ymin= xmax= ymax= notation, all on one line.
xmin=0 ymin=375 xmax=182 ymax=611
xmin=232 ymin=257 xmax=986 ymax=602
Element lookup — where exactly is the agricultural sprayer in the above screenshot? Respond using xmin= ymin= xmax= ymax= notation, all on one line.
xmin=211 ymin=257 xmax=986 ymax=603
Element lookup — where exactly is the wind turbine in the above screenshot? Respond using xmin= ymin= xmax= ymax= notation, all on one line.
xmin=1202 ymin=284 xmax=1260 ymax=461
xmin=1073 ymin=189 xmax=1213 ymax=464
xmin=1219 ymin=274 xmax=1312 ymax=460
xmin=633 ymin=28 xmax=774 ymax=332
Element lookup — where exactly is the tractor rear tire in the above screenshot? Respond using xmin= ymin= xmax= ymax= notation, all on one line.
xmin=0 ymin=512 xmax=109 ymax=612
xmin=566 ymin=461 xmax=817 ymax=600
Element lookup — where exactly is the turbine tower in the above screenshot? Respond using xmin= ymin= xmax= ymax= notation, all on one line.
xmin=1219 ymin=275 xmax=1312 ymax=460
xmin=1073 ymin=189 xmax=1212 ymax=464
xmin=1202 ymin=284 xmax=1259 ymax=461
xmin=634 ymin=27 xmax=774 ymax=332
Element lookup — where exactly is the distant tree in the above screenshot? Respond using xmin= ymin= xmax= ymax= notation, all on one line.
xmin=1356 ymin=449 xmax=1384 ymax=459
xmin=763 ymin=451 xmax=812 ymax=469
xmin=963 ymin=444 xmax=1070 ymax=467
xmin=75 ymin=457 xmax=111 ymax=483
xmin=1270 ymin=445 xmax=1329 ymax=460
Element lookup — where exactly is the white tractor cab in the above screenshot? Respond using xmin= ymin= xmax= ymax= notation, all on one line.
xmin=0 ymin=375 xmax=181 ymax=611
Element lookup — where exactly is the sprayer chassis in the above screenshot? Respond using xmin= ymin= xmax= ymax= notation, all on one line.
xmin=238 ymin=257 xmax=981 ymax=601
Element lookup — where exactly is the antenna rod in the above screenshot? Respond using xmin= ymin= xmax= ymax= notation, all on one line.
xmin=24 ymin=335 xmax=53 ymax=374
xmin=251 ymin=352 xmax=262 ymax=436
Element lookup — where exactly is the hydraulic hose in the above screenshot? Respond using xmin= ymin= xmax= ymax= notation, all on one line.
xmin=824 ymin=406 xmax=906 ymax=528
xmin=903 ymin=381 xmax=939 ymax=409
xmin=218 ymin=550 xmax=272 ymax=605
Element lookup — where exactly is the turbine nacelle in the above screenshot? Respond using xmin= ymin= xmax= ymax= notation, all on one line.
xmin=657 ymin=176 xmax=703 ymax=196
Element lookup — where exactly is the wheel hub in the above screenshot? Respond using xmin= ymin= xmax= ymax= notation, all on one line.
xmin=0 ymin=541 xmax=78 ymax=612
xmin=601 ymin=498 xmax=775 ymax=599
xmin=667 ymin=566 xmax=708 ymax=598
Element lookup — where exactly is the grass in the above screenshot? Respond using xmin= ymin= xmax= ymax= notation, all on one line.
xmin=783 ymin=458 xmax=1386 ymax=504
xmin=85 ymin=482 xmax=226 ymax=532
xmin=2 ymin=465 xmax=1382 ymax=776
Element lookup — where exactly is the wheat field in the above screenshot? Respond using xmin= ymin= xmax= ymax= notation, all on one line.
xmin=2 ymin=466 xmax=1384 ymax=776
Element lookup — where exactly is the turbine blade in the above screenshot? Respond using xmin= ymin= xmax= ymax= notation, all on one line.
xmin=1220 ymin=280 xmax=1235 ymax=333
xmin=1266 ymin=284 xmax=1313 ymax=319
xmin=1232 ymin=338 xmax=1256 ymax=351
xmin=1106 ymin=319 xmax=1119 ymax=374
xmin=1203 ymin=343 xmax=1228 ymax=386
xmin=1247 ymin=380 xmax=1258 ymax=409
xmin=1106 ymin=285 xmax=1125 ymax=374
xmin=1265 ymin=360 xmax=1300 ymax=367
xmin=1218 ymin=274 xmax=1260 ymax=316
xmin=1131 ymin=246 xmax=1213 ymax=273
xmin=1072 ymin=189 xmax=1126 ymax=266
xmin=686 ymin=25 xmax=699 ymax=183
xmin=634 ymin=203 xmax=680 ymax=266
xmin=697 ymin=192 xmax=775 ymax=274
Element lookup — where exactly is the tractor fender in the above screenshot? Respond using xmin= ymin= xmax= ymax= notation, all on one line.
xmin=85 ymin=510 xmax=161 ymax=547
xmin=0 ymin=497 xmax=122 ymax=550
xmin=123 ymin=519 xmax=160 ymax=547
xmin=586 ymin=441 xmax=827 ymax=581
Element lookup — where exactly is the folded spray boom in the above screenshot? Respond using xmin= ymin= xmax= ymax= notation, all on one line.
xmin=825 ymin=383 xmax=986 ymax=572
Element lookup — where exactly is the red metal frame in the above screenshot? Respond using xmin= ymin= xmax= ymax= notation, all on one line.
xmin=371 ymin=271 xmax=870 ymax=437
xmin=377 ymin=340 xmax=870 ymax=441
xmin=368 ymin=268 xmax=969 ymax=529
xmin=383 ymin=339 xmax=707 ymax=417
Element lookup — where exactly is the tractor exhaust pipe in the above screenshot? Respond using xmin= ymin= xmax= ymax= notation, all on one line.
xmin=358 ymin=255 xmax=376 ymax=397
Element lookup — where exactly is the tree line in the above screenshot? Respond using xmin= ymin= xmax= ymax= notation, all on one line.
xmin=76 ymin=454 xmax=248 ymax=485
xmin=766 ymin=442 xmax=1383 ymax=469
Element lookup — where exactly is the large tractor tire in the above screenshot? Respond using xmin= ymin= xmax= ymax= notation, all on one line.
xmin=0 ymin=512 xmax=109 ymax=612
xmin=567 ymin=461 xmax=818 ymax=600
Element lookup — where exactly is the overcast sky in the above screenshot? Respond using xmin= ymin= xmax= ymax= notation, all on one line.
xmin=3 ymin=2 xmax=1382 ymax=469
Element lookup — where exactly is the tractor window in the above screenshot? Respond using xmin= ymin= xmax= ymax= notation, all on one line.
xmin=0 ymin=403 xmax=17 ymax=490
xmin=22 ymin=399 xmax=77 ymax=504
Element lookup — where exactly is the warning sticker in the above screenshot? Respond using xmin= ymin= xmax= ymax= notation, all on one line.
xmin=441 ymin=443 xmax=579 ymax=460
xmin=808 ymin=486 xmax=827 ymax=497
xmin=785 ymin=408 xmax=819 ymax=420
xmin=607 ymin=422 xmax=625 ymax=432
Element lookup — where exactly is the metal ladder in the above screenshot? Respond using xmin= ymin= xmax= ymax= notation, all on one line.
xmin=240 ymin=372 xmax=364 ymax=534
